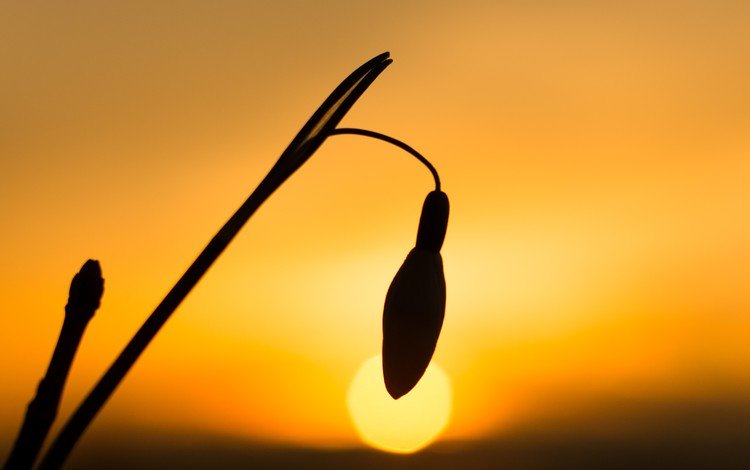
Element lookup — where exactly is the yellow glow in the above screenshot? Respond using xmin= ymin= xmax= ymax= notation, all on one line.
xmin=346 ymin=356 xmax=452 ymax=454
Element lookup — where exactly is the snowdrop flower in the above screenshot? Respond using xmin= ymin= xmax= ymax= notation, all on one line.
xmin=383 ymin=190 xmax=449 ymax=398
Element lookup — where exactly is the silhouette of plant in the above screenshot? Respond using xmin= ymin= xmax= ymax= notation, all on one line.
xmin=327 ymin=128 xmax=448 ymax=398
xmin=25 ymin=52 xmax=447 ymax=468
xmin=4 ymin=260 xmax=103 ymax=470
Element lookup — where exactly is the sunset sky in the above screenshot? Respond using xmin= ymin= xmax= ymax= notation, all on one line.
xmin=1 ymin=1 xmax=749 ymax=466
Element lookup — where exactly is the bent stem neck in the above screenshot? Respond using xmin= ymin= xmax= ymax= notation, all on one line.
xmin=327 ymin=128 xmax=441 ymax=192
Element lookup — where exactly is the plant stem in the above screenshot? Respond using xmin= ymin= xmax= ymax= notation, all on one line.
xmin=36 ymin=53 xmax=391 ymax=470
xmin=4 ymin=260 xmax=103 ymax=470
xmin=328 ymin=128 xmax=441 ymax=191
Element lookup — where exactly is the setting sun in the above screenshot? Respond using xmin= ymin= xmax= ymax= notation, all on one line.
xmin=346 ymin=356 xmax=452 ymax=454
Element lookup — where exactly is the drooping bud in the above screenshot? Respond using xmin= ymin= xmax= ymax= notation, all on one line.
xmin=383 ymin=191 xmax=449 ymax=399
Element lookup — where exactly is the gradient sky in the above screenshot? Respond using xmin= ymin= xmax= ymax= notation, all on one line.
xmin=1 ymin=0 xmax=749 ymax=459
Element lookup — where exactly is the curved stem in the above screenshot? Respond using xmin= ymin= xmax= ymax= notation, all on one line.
xmin=327 ymin=128 xmax=441 ymax=191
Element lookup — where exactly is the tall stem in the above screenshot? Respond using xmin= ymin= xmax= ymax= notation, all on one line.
xmin=37 ymin=52 xmax=392 ymax=470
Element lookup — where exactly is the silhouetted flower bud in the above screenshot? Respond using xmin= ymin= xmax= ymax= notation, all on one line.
xmin=383 ymin=191 xmax=449 ymax=399
xmin=65 ymin=259 xmax=104 ymax=322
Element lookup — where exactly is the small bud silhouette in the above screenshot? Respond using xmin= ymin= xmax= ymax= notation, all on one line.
xmin=66 ymin=259 xmax=104 ymax=321
xmin=383 ymin=191 xmax=449 ymax=399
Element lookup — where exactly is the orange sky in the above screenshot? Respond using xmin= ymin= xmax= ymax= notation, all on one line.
xmin=1 ymin=0 xmax=749 ymax=458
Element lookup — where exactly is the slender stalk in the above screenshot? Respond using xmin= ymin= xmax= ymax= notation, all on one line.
xmin=37 ymin=52 xmax=392 ymax=470
xmin=328 ymin=128 xmax=441 ymax=191
xmin=4 ymin=260 xmax=103 ymax=470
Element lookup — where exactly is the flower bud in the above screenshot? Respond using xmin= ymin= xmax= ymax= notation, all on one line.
xmin=383 ymin=191 xmax=449 ymax=399
xmin=66 ymin=259 xmax=104 ymax=322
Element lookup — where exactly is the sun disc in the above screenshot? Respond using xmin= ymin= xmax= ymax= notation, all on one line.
xmin=346 ymin=355 xmax=452 ymax=454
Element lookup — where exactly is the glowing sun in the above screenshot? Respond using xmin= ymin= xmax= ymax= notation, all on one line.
xmin=346 ymin=355 xmax=452 ymax=454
